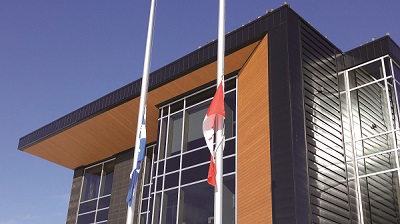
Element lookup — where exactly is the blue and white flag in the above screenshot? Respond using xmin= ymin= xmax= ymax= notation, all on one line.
xmin=126 ymin=109 xmax=147 ymax=206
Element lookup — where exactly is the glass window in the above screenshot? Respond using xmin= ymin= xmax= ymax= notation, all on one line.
xmin=144 ymin=147 xmax=154 ymax=184
xmin=182 ymin=147 xmax=209 ymax=168
xmin=181 ymin=182 xmax=214 ymax=224
xmin=141 ymin=213 xmax=148 ymax=224
xmin=165 ymin=156 xmax=180 ymax=173
xmin=152 ymin=193 xmax=162 ymax=224
xmin=164 ymin=172 xmax=179 ymax=189
xmin=78 ymin=200 xmax=97 ymax=214
xmin=77 ymin=212 xmax=95 ymax=224
xmin=143 ymin=77 xmax=237 ymax=224
xmin=223 ymin=175 xmax=236 ymax=224
xmin=167 ymin=112 xmax=183 ymax=157
xmin=100 ymin=161 xmax=114 ymax=196
xmin=186 ymin=103 xmax=208 ymax=151
xmin=96 ymin=209 xmax=109 ymax=222
xmin=161 ymin=189 xmax=178 ymax=224
xmin=77 ymin=159 xmax=115 ymax=224
xmin=81 ymin=165 xmax=101 ymax=201
xmin=157 ymin=118 xmax=167 ymax=160
xmin=225 ymin=90 xmax=237 ymax=139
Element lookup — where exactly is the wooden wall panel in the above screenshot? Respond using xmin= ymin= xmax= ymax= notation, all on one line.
xmin=237 ymin=35 xmax=272 ymax=223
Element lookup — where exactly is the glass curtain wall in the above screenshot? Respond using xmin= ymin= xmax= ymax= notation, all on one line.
xmin=139 ymin=77 xmax=237 ymax=224
xmin=339 ymin=56 xmax=400 ymax=223
xmin=77 ymin=159 xmax=115 ymax=224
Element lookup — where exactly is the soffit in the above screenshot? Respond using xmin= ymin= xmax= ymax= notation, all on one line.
xmin=24 ymin=41 xmax=260 ymax=169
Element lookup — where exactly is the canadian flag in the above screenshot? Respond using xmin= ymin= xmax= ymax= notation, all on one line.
xmin=202 ymin=81 xmax=225 ymax=186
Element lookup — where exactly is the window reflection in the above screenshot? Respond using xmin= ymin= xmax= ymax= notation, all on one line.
xmin=81 ymin=165 xmax=101 ymax=201
xmin=166 ymin=156 xmax=180 ymax=173
xmin=77 ymin=160 xmax=114 ymax=224
xmin=186 ymin=103 xmax=208 ymax=151
xmin=182 ymin=147 xmax=209 ymax=168
xmin=167 ymin=113 xmax=183 ymax=157
xmin=96 ymin=209 xmax=109 ymax=222
xmin=100 ymin=161 xmax=114 ymax=196
xmin=223 ymin=175 xmax=236 ymax=224
xmin=77 ymin=212 xmax=95 ymax=224
xmin=225 ymin=91 xmax=236 ymax=139
xmin=181 ymin=164 xmax=209 ymax=185
xmin=144 ymin=147 xmax=154 ymax=185
xmin=164 ymin=172 xmax=179 ymax=189
xmin=141 ymin=213 xmax=147 ymax=224
xmin=161 ymin=189 xmax=178 ymax=224
xmin=78 ymin=200 xmax=97 ymax=214
xmin=152 ymin=193 xmax=162 ymax=224
xmin=181 ymin=182 xmax=214 ymax=224
xmin=158 ymin=118 xmax=167 ymax=160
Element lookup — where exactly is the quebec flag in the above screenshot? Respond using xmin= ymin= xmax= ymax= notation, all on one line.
xmin=126 ymin=109 xmax=147 ymax=206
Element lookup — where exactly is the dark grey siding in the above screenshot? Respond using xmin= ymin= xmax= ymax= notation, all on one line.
xmin=108 ymin=150 xmax=134 ymax=224
xmin=339 ymin=36 xmax=400 ymax=71
xmin=65 ymin=149 xmax=144 ymax=224
xmin=299 ymin=22 xmax=352 ymax=223
xmin=66 ymin=168 xmax=84 ymax=224
xmin=269 ymin=8 xmax=310 ymax=224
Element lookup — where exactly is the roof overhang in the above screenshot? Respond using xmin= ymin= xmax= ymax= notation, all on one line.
xmin=21 ymin=41 xmax=261 ymax=169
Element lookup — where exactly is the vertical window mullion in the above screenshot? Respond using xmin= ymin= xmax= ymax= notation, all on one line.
xmin=149 ymin=106 xmax=166 ymax=224
xmin=391 ymin=59 xmax=400 ymax=130
xmin=392 ymin=58 xmax=400 ymax=199
xmin=137 ymin=148 xmax=148 ymax=224
xmin=159 ymin=106 xmax=171 ymax=223
xmin=152 ymin=107 xmax=168 ymax=223
xmin=234 ymin=77 xmax=238 ymax=223
xmin=176 ymin=99 xmax=186 ymax=224
xmin=94 ymin=164 xmax=104 ymax=222
xmin=145 ymin=146 xmax=155 ymax=223
xmin=383 ymin=58 xmax=400 ymax=193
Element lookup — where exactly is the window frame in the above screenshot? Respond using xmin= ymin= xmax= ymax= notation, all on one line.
xmin=138 ymin=76 xmax=238 ymax=224
xmin=76 ymin=158 xmax=115 ymax=224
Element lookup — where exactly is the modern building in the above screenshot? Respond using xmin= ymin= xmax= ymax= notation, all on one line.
xmin=18 ymin=5 xmax=400 ymax=224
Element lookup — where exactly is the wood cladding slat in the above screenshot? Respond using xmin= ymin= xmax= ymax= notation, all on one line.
xmin=237 ymin=35 xmax=272 ymax=223
xmin=25 ymin=41 xmax=260 ymax=169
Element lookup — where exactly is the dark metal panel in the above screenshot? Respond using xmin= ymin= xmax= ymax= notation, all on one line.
xmin=269 ymin=21 xmax=297 ymax=223
xmin=339 ymin=36 xmax=400 ymax=71
xmin=287 ymin=8 xmax=310 ymax=224
xmin=300 ymin=25 xmax=336 ymax=60
xmin=389 ymin=37 xmax=400 ymax=64
xmin=299 ymin=20 xmax=352 ymax=223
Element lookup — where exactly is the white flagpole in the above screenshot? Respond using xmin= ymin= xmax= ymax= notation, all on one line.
xmin=126 ymin=0 xmax=157 ymax=223
xmin=215 ymin=0 xmax=225 ymax=223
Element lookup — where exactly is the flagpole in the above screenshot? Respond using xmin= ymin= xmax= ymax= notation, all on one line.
xmin=215 ymin=0 xmax=225 ymax=223
xmin=126 ymin=0 xmax=157 ymax=223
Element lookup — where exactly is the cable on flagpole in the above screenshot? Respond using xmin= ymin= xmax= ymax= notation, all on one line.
xmin=214 ymin=124 xmax=225 ymax=154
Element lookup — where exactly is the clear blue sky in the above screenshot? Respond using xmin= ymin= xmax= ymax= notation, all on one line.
xmin=1 ymin=1 xmax=399 ymax=223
